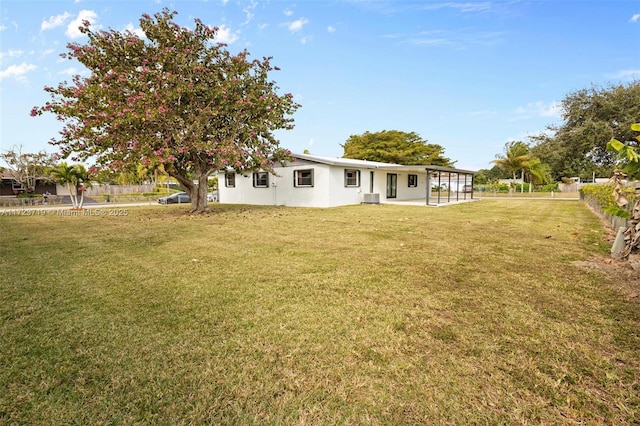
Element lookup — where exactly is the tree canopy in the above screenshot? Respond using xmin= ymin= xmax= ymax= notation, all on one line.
xmin=31 ymin=9 xmax=300 ymax=213
xmin=530 ymin=82 xmax=640 ymax=181
xmin=341 ymin=130 xmax=454 ymax=166
xmin=0 ymin=146 xmax=55 ymax=193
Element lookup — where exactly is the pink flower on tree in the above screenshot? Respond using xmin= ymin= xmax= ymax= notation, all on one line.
xmin=29 ymin=8 xmax=299 ymax=214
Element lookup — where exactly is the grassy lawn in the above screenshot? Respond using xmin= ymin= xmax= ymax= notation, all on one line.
xmin=1 ymin=200 xmax=638 ymax=424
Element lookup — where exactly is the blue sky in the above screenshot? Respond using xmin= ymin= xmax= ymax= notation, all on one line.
xmin=1 ymin=1 xmax=639 ymax=171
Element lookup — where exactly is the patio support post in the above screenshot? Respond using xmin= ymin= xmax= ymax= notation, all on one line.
xmin=471 ymin=175 xmax=475 ymax=199
xmin=425 ymin=169 xmax=430 ymax=206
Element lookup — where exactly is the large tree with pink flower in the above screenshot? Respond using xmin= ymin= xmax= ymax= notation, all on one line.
xmin=31 ymin=9 xmax=300 ymax=213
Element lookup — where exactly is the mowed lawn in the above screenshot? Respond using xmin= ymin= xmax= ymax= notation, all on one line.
xmin=1 ymin=200 xmax=638 ymax=424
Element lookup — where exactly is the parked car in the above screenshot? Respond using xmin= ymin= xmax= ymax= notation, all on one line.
xmin=207 ymin=191 xmax=218 ymax=202
xmin=461 ymin=184 xmax=474 ymax=193
xmin=158 ymin=192 xmax=190 ymax=204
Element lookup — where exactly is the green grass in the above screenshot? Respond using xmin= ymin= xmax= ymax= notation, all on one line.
xmin=1 ymin=200 xmax=638 ymax=424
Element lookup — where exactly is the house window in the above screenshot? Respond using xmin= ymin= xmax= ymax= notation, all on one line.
xmin=225 ymin=173 xmax=236 ymax=188
xmin=294 ymin=169 xmax=314 ymax=187
xmin=408 ymin=174 xmax=418 ymax=188
xmin=253 ymin=172 xmax=269 ymax=188
xmin=344 ymin=169 xmax=360 ymax=187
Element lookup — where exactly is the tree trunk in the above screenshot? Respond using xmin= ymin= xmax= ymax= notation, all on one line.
xmin=67 ymin=182 xmax=78 ymax=208
xmin=190 ymin=173 xmax=209 ymax=214
xmin=170 ymin=171 xmax=210 ymax=214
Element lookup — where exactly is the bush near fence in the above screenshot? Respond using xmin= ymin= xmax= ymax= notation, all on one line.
xmin=581 ymin=184 xmax=635 ymax=230
xmin=477 ymin=182 xmax=559 ymax=193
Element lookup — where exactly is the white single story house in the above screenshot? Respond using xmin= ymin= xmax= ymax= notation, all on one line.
xmin=217 ymin=153 xmax=476 ymax=208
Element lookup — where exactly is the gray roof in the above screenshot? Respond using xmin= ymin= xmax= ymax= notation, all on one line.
xmin=291 ymin=153 xmax=476 ymax=175
xmin=291 ymin=153 xmax=402 ymax=168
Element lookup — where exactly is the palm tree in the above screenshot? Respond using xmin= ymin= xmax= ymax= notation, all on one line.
xmin=491 ymin=141 xmax=532 ymax=194
xmin=524 ymin=158 xmax=552 ymax=193
xmin=73 ymin=165 xmax=91 ymax=209
xmin=49 ymin=162 xmax=91 ymax=209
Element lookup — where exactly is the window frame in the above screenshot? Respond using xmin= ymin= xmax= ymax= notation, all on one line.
xmin=252 ymin=171 xmax=269 ymax=188
xmin=293 ymin=169 xmax=314 ymax=187
xmin=344 ymin=169 xmax=361 ymax=187
xmin=408 ymin=174 xmax=418 ymax=188
xmin=225 ymin=172 xmax=236 ymax=188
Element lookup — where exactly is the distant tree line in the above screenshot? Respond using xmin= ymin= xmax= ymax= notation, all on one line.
xmin=475 ymin=81 xmax=640 ymax=184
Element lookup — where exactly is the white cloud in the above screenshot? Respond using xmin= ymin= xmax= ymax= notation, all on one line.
xmin=41 ymin=12 xmax=72 ymax=31
xmin=514 ymin=101 xmax=561 ymax=119
xmin=215 ymin=25 xmax=240 ymax=44
xmin=327 ymin=25 xmax=336 ymax=33
xmin=258 ymin=23 xmax=268 ymax=30
xmin=466 ymin=110 xmax=498 ymax=117
xmin=400 ymin=28 xmax=504 ymax=48
xmin=123 ymin=23 xmax=145 ymax=38
xmin=0 ymin=49 xmax=24 ymax=60
xmin=58 ymin=67 xmax=78 ymax=76
xmin=65 ymin=10 xmax=98 ymax=39
xmin=242 ymin=1 xmax=257 ymax=25
xmin=308 ymin=138 xmax=315 ymax=147
xmin=4 ymin=21 xmax=18 ymax=32
xmin=288 ymin=18 xmax=309 ymax=33
xmin=610 ymin=69 xmax=640 ymax=80
xmin=300 ymin=36 xmax=310 ymax=44
xmin=0 ymin=63 xmax=37 ymax=82
xmin=408 ymin=37 xmax=451 ymax=46
xmin=630 ymin=13 xmax=640 ymax=23
xmin=449 ymin=2 xmax=491 ymax=13
xmin=283 ymin=9 xmax=294 ymax=17
xmin=422 ymin=2 xmax=491 ymax=13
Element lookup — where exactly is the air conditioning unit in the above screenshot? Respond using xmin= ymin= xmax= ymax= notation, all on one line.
xmin=363 ymin=193 xmax=380 ymax=204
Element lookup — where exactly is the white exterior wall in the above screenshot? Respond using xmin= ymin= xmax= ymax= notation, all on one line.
xmin=218 ymin=164 xmax=382 ymax=207
xmin=273 ymin=164 xmax=332 ymax=207
xmin=394 ymin=172 xmax=427 ymax=201
xmin=217 ymin=154 xmax=475 ymax=207
xmin=325 ymin=167 xmax=365 ymax=206
xmin=218 ymin=171 xmax=275 ymax=205
xmin=372 ymin=171 xmax=428 ymax=202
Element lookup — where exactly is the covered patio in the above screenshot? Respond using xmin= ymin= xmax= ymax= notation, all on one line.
xmin=373 ymin=164 xmax=477 ymax=206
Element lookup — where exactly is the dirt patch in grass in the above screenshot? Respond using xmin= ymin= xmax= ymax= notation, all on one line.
xmin=572 ymin=256 xmax=640 ymax=302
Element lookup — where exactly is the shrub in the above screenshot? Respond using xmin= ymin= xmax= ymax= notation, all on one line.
xmin=539 ymin=183 xmax=559 ymax=192
xmin=581 ymin=183 xmax=636 ymax=211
